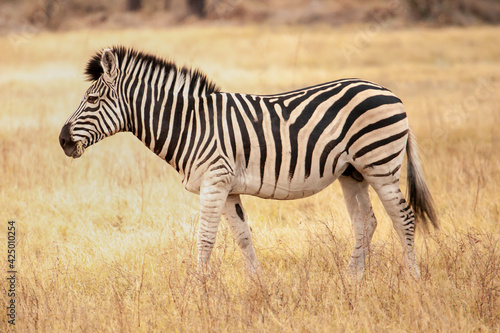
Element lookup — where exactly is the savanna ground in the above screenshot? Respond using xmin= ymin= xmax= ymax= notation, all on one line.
xmin=1 ymin=24 xmax=499 ymax=332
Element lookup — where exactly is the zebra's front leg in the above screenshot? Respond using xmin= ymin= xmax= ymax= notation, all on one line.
xmin=197 ymin=178 xmax=232 ymax=272
xmin=223 ymin=195 xmax=261 ymax=275
xmin=339 ymin=175 xmax=377 ymax=279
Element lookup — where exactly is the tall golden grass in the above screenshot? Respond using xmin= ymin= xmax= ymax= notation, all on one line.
xmin=1 ymin=25 xmax=499 ymax=332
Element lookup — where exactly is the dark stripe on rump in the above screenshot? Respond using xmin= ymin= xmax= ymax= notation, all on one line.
xmin=364 ymin=148 xmax=404 ymax=169
xmin=368 ymin=164 xmax=401 ymax=177
xmin=353 ymin=129 xmax=409 ymax=160
xmin=318 ymin=93 xmax=401 ymax=177
xmin=345 ymin=112 xmax=407 ymax=154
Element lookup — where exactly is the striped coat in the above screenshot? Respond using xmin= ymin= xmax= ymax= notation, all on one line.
xmin=60 ymin=47 xmax=438 ymax=278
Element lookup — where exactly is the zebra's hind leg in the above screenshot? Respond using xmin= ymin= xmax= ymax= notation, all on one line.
xmin=223 ymin=195 xmax=261 ymax=275
xmin=339 ymin=173 xmax=377 ymax=279
xmin=367 ymin=176 xmax=420 ymax=279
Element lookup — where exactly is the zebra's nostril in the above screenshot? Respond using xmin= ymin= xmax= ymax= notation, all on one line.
xmin=60 ymin=137 xmax=66 ymax=148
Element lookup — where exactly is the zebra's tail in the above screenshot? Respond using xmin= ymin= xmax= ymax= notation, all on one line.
xmin=406 ymin=129 xmax=439 ymax=231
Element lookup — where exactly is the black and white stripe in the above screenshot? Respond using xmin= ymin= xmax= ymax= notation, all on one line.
xmin=60 ymin=47 xmax=438 ymax=278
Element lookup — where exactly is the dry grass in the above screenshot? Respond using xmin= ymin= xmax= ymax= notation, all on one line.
xmin=1 ymin=25 xmax=499 ymax=332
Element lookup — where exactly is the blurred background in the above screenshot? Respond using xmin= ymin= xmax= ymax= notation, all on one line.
xmin=2 ymin=0 xmax=500 ymax=32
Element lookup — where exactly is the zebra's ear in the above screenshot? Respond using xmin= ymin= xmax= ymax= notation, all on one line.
xmin=101 ymin=48 xmax=117 ymax=82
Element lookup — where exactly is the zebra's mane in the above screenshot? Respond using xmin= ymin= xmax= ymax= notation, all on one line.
xmin=84 ymin=46 xmax=221 ymax=95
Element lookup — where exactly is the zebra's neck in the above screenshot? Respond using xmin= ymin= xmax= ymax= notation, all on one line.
xmin=112 ymin=48 xmax=219 ymax=172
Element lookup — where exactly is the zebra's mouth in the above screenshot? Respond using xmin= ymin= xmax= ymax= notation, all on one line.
xmin=61 ymin=140 xmax=85 ymax=159
xmin=59 ymin=123 xmax=86 ymax=159
xmin=72 ymin=141 xmax=85 ymax=158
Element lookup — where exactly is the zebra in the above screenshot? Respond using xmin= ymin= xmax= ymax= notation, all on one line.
xmin=59 ymin=46 xmax=438 ymax=278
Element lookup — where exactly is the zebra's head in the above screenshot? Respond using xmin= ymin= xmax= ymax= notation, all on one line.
xmin=59 ymin=49 xmax=122 ymax=158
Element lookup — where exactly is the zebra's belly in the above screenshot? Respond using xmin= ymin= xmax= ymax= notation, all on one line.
xmin=231 ymin=152 xmax=349 ymax=200
xmin=232 ymin=171 xmax=341 ymax=200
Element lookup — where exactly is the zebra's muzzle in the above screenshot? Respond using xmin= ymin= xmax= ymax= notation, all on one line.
xmin=59 ymin=123 xmax=85 ymax=159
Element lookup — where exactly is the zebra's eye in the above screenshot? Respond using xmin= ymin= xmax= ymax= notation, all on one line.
xmin=87 ymin=95 xmax=99 ymax=104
